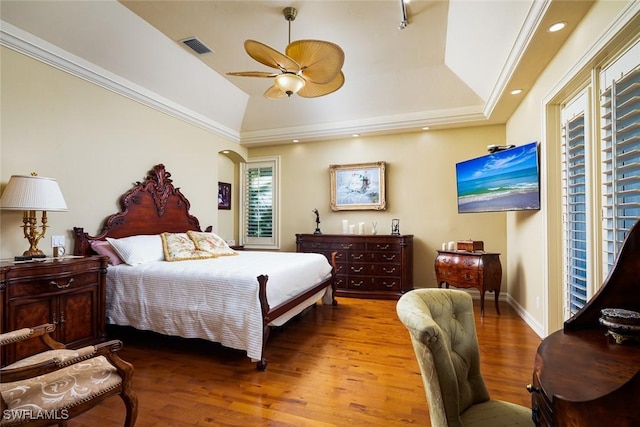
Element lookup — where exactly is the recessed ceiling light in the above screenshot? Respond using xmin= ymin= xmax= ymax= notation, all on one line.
xmin=549 ymin=21 xmax=567 ymax=32
xmin=292 ymin=139 xmax=299 ymax=143
xmin=422 ymin=126 xmax=430 ymax=130
xmin=510 ymin=89 xmax=523 ymax=95
xmin=352 ymin=134 xmax=360 ymax=137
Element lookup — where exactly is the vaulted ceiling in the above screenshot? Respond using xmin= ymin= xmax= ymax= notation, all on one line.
xmin=0 ymin=1 xmax=593 ymax=146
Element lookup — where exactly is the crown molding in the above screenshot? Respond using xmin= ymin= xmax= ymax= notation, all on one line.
xmin=0 ymin=21 xmax=240 ymax=144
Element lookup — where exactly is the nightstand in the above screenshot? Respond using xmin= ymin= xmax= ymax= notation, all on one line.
xmin=0 ymin=256 xmax=108 ymax=366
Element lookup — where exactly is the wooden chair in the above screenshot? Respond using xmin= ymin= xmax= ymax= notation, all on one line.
xmin=397 ymin=289 xmax=532 ymax=427
xmin=0 ymin=324 xmax=137 ymax=426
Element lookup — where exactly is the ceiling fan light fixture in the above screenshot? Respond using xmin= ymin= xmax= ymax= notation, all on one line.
xmin=275 ymin=73 xmax=305 ymax=97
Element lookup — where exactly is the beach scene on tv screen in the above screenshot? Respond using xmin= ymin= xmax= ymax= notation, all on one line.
xmin=456 ymin=142 xmax=540 ymax=213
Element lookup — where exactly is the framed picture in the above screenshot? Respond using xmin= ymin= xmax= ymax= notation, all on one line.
xmin=330 ymin=161 xmax=386 ymax=211
xmin=218 ymin=182 xmax=231 ymax=210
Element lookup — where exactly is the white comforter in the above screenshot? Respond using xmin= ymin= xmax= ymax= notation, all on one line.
xmin=106 ymin=251 xmax=333 ymax=360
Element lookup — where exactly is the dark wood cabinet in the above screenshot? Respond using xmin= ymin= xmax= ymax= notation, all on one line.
xmin=296 ymin=234 xmax=413 ymax=299
xmin=434 ymin=250 xmax=501 ymax=316
xmin=529 ymin=220 xmax=640 ymax=426
xmin=1 ymin=256 xmax=108 ymax=366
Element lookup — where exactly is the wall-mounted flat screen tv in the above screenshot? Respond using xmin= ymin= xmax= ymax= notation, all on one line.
xmin=456 ymin=142 xmax=540 ymax=213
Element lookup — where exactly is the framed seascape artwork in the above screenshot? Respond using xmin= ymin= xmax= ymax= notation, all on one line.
xmin=218 ymin=182 xmax=231 ymax=210
xmin=329 ymin=161 xmax=386 ymax=211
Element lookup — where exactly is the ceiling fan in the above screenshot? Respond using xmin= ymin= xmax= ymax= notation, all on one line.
xmin=227 ymin=7 xmax=345 ymax=99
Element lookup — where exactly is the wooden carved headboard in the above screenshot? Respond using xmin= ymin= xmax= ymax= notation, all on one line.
xmin=73 ymin=164 xmax=203 ymax=256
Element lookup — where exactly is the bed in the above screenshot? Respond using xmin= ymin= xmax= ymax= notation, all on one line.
xmin=73 ymin=164 xmax=337 ymax=370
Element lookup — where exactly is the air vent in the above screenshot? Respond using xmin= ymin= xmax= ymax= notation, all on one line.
xmin=181 ymin=37 xmax=213 ymax=55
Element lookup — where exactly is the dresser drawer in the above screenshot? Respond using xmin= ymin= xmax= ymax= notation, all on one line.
xmin=299 ymin=241 xmax=332 ymax=251
xmin=367 ymin=241 xmax=401 ymax=251
xmin=371 ymin=252 xmax=401 ymax=262
xmin=7 ymin=271 xmax=99 ymax=298
xmin=331 ymin=242 xmax=366 ymax=251
xmin=530 ymin=372 xmax=552 ymax=426
xmin=348 ymin=277 xmax=402 ymax=292
xmin=370 ymin=263 xmax=401 ymax=277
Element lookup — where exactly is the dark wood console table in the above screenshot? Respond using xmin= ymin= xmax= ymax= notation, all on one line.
xmin=434 ymin=250 xmax=501 ymax=316
xmin=529 ymin=220 xmax=640 ymax=426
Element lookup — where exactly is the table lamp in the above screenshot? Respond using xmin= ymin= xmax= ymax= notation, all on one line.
xmin=0 ymin=173 xmax=68 ymax=257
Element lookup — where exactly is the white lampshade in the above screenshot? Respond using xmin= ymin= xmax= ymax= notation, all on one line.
xmin=0 ymin=175 xmax=68 ymax=211
xmin=274 ymin=73 xmax=306 ymax=96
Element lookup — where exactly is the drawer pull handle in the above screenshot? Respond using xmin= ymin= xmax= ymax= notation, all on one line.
xmin=383 ymin=255 xmax=396 ymax=261
xmin=341 ymin=244 xmax=353 ymax=249
xmin=352 ymin=254 xmax=364 ymax=260
xmin=526 ymin=384 xmax=540 ymax=394
xmin=377 ymin=244 xmax=390 ymax=250
xmin=50 ymin=278 xmax=74 ymax=289
xmin=352 ymin=281 xmax=364 ymax=287
xmin=351 ymin=267 xmax=364 ymax=273
xmin=60 ymin=311 xmax=66 ymax=326
xmin=462 ymin=274 xmax=473 ymax=280
xmin=383 ymin=267 xmax=396 ymax=273
xmin=384 ymin=282 xmax=396 ymax=288
xmin=52 ymin=312 xmax=58 ymax=325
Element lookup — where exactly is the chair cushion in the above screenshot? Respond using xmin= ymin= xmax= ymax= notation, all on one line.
xmin=0 ymin=349 xmax=122 ymax=425
xmin=460 ymin=399 xmax=532 ymax=426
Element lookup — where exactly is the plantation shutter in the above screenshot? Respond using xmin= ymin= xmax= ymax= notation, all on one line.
xmin=600 ymin=42 xmax=640 ymax=275
xmin=561 ymin=91 xmax=590 ymax=319
xmin=240 ymin=156 xmax=280 ymax=249
xmin=246 ymin=166 xmax=273 ymax=238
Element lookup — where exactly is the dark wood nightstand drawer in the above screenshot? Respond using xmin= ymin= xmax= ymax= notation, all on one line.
xmin=7 ymin=271 xmax=99 ymax=298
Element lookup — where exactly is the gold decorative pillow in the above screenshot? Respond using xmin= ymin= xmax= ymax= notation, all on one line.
xmin=187 ymin=231 xmax=237 ymax=257
xmin=161 ymin=233 xmax=217 ymax=261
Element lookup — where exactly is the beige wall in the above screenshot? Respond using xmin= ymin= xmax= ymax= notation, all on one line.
xmin=505 ymin=0 xmax=636 ymax=335
xmin=248 ymin=126 xmax=508 ymax=293
xmin=0 ymin=47 xmax=246 ymax=258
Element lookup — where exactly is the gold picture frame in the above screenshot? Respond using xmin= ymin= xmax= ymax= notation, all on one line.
xmin=329 ymin=161 xmax=386 ymax=211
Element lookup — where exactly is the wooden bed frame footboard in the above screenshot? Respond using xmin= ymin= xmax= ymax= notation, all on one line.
xmin=72 ymin=164 xmax=337 ymax=370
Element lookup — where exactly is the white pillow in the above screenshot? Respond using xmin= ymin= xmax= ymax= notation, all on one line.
xmin=106 ymin=235 xmax=164 ymax=265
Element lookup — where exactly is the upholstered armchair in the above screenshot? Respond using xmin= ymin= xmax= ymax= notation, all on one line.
xmin=0 ymin=324 xmax=137 ymax=426
xmin=396 ymin=289 xmax=532 ymax=427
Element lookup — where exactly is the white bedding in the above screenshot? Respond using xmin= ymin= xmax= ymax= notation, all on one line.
xmin=105 ymin=251 xmax=333 ymax=360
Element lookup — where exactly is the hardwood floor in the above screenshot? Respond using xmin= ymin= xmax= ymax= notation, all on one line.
xmin=72 ymin=296 xmax=541 ymax=426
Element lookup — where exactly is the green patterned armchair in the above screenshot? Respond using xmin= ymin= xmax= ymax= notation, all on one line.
xmin=397 ymin=289 xmax=532 ymax=427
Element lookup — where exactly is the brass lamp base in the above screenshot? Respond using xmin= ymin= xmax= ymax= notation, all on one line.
xmin=21 ymin=210 xmax=48 ymax=258
xmin=23 ymin=248 xmax=46 ymax=257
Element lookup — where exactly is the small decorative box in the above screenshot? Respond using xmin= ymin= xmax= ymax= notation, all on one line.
xmin=599 ymin=308 xmax=640 ymax=344
xmin=457 ymin=240 xmax=484 ymax=252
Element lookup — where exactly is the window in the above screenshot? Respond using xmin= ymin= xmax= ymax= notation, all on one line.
xmin=600 ymin=43 xmax=640 ymax=273
xmin=561 ymin=90 xmax=591 ymax=318
xmin=559 ymin=41 xmax=639 ymax=321
xmin=240 ymin=156 xmax=280 ymax=249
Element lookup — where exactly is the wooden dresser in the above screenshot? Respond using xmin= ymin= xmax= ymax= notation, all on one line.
xmin=529 ymin=220 xmax=640 ymax=426
xmin=296 ymin=234 xmax=413 ymax=299
xmin=434 ymin=250 xmax=501 ymax=316
xmin=0 ymin=256 xmax=108 ymax=366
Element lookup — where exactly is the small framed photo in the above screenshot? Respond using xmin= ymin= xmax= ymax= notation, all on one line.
xmin=218 ymin=182 xmax=231 ymax=210
xmin=329 ymin=161 xmax=386 ymax=211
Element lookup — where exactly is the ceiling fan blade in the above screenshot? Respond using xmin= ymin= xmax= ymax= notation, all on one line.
xmin=245 ymin=40 xmax=300 ymax=73
xmin=298 ymin=71 xmax=345 ymax=98
xmin=264 ymin=85 xmax=289 ymax=100
xmin=286 ymin=40 xmax=344 ymax=84
xmin=226 ymin=71 xmax=278 ymax=78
